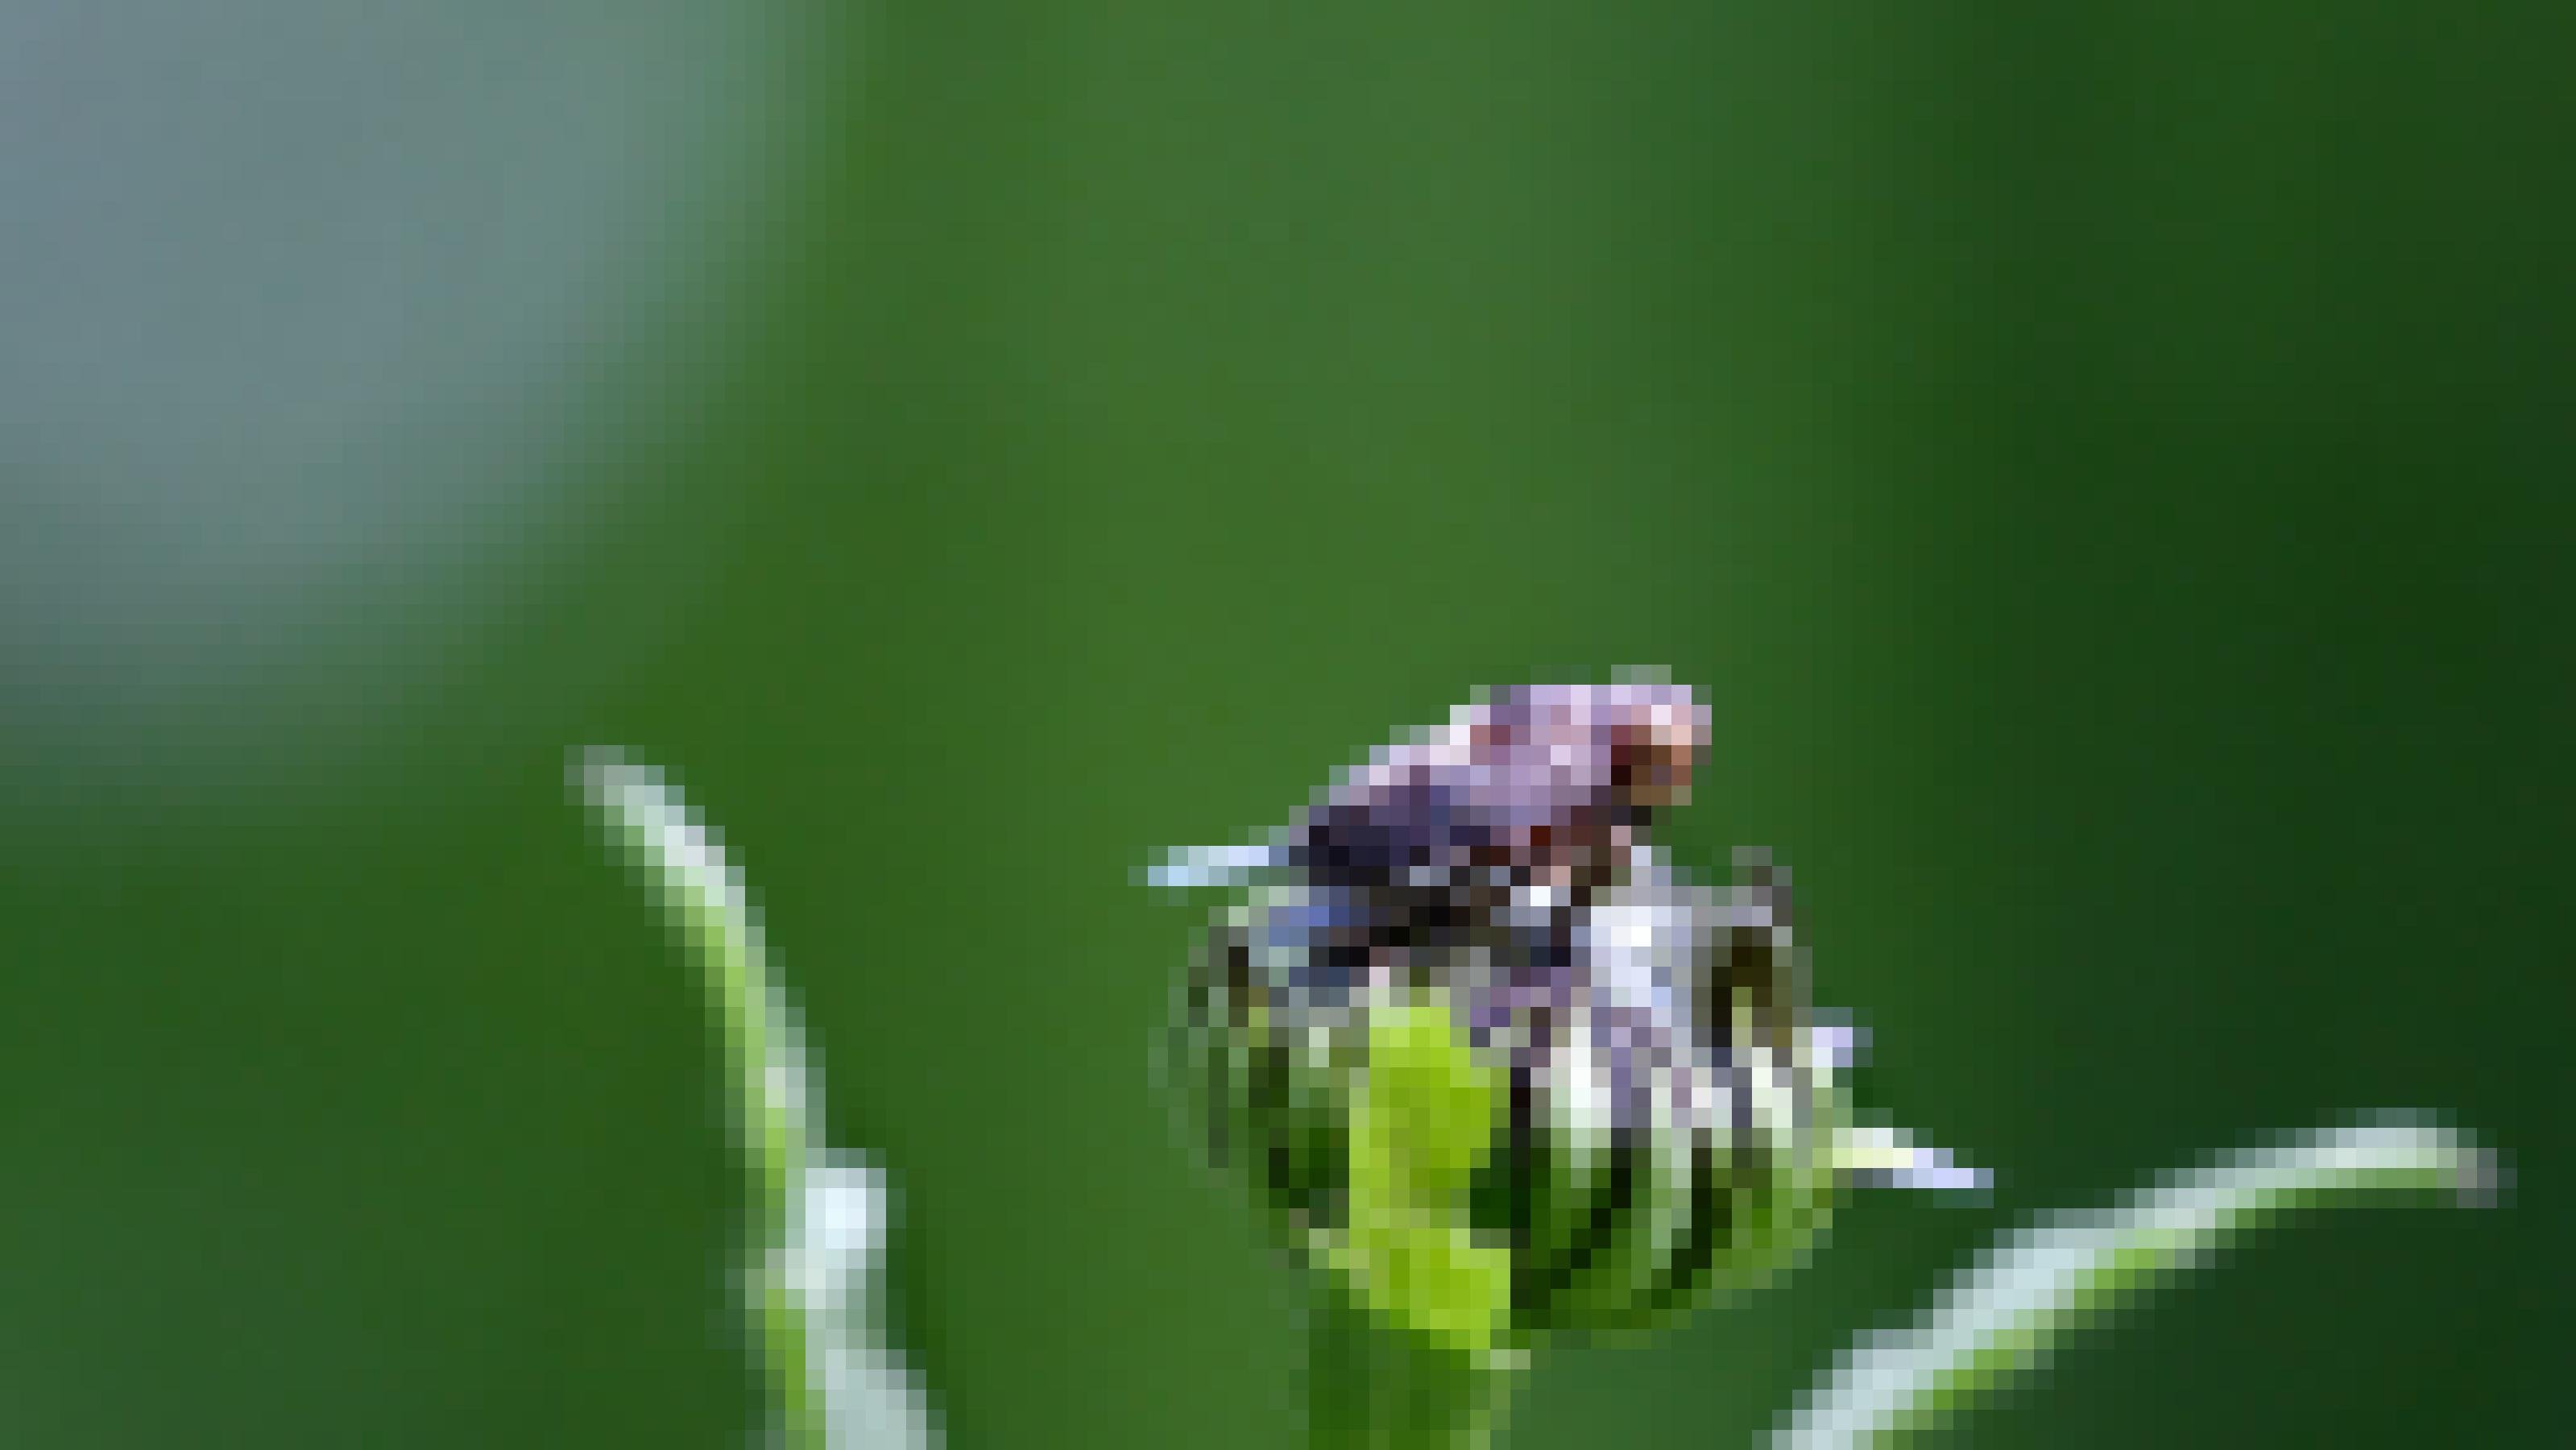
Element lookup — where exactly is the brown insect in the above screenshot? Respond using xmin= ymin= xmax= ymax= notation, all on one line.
xmin=1153 ymin=681 xmax=1712 ymax=1005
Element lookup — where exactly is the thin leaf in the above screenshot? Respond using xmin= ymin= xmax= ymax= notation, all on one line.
xmin=1779 ymin=1115 xmax=2495 ymax=1449
xmin=582 ymin=749 xmax=931 ymax=1450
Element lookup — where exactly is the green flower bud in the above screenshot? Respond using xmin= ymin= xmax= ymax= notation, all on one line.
xmin=1153 ymin=685 xmax=1979 ymax=1364
xmin=1166 ymin=847 xmax=1861 ymax=1356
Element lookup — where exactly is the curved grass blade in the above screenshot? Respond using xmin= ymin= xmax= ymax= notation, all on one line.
xmin=582 ymin=749 xmax=931 ymax=1450
xmin=1779 ymin=1115 xmax=2495 ymax=1450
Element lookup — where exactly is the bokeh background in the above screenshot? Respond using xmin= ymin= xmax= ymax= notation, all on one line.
xmin=2 ymin=3 xmax=2567 ymax=1446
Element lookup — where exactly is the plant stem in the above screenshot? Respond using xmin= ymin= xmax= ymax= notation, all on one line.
xmin=1307 ymin=1290 xmax=1520 ymax=1450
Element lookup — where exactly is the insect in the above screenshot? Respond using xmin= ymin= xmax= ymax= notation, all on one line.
xmin=1150 ymin=681 xmax=1712 ymax=1014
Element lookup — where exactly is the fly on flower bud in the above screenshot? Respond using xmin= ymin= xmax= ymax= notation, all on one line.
xmin=1151 ymin=682 xmax=1980 ymax=1359
xmin=1290 ymin=679 xmax=1704 ymax=895
xmin=1156 ymin=682 xmax=1711 ymax=1013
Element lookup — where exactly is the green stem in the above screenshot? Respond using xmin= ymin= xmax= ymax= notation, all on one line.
xmin=1307 ymin=1290 xmax=1520 ymax=1450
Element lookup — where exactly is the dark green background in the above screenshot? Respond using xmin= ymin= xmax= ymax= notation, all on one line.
xmin=3 ymin=5 xmax=2566 ymax=1447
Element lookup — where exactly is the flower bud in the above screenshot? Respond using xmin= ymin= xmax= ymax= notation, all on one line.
xmin=1167 ymin=842 xmax=1842 ymax=1354
xmin=1155 ymin=686 xmax=1976 ymax=1357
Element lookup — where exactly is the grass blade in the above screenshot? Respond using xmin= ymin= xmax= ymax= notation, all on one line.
xmin=1779 ymin=1114 xmax=2495 ymax=1449
xmin=582 ymin=749 xmax=931 ymax=1450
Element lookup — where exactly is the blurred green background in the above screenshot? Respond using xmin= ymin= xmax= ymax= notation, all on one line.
xmin=2 ymin=3 xmax=2566 ymax=1446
